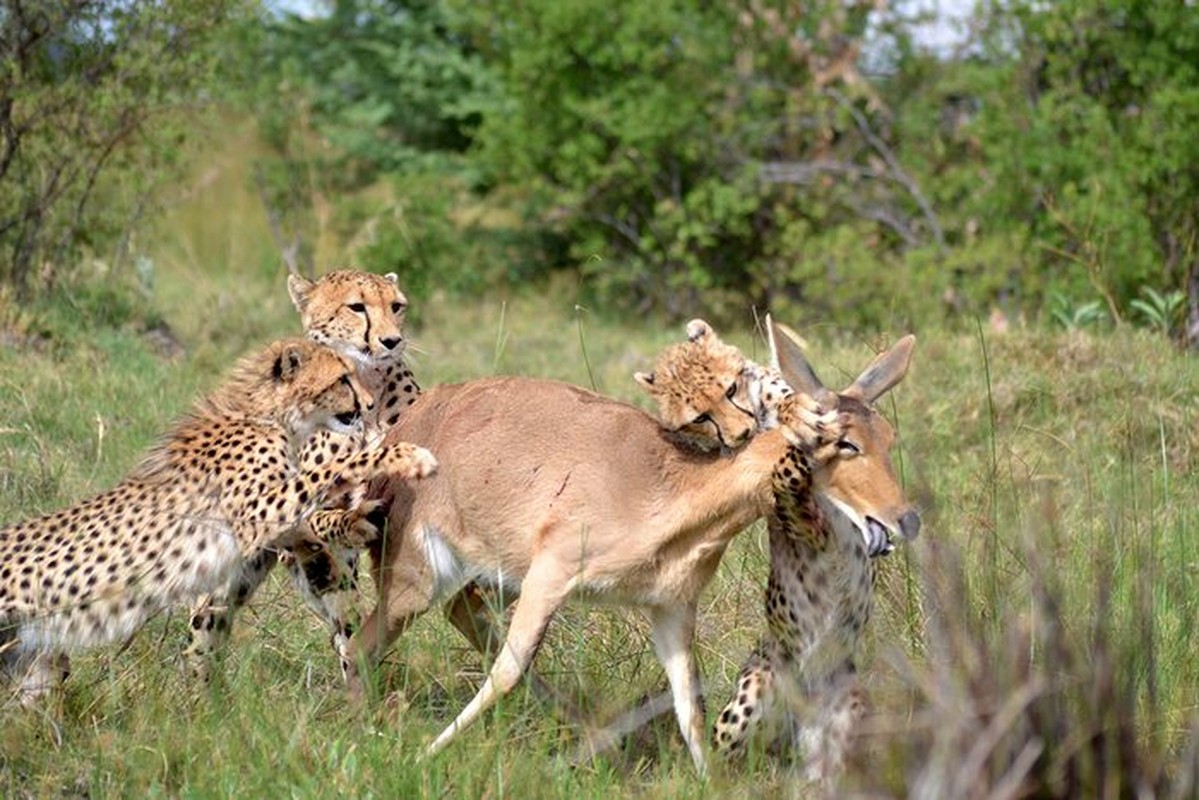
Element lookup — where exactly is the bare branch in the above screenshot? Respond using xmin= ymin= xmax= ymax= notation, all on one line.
xmin=252 ymin=164 xmax=311 ymax=278
xmin=759 ymin=159 xmax=888 ymax=185
xmin=826 ymin=88 xmax=945 ymax=249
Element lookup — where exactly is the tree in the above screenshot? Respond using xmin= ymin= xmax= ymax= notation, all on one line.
xmin=240 ymin=0 xmax=501 ymax=283
xmin=966 ymin=0 xmax=1199 ymax=341
xmin=0 ymin=0 xmax=250 ymax=296
xmin=454 ymin=0 xmax=939 ymax=323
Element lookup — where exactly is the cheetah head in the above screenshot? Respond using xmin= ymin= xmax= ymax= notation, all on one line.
xmin=635 ymin=319 xmax=761 ymax=452
xmin=288 ymin=270 xmax=409 ymax=366
xmin=265 ymin=339 xmax=374 ymax=441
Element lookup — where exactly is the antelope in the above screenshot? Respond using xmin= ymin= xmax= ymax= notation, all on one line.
xmin=349 ymin=321 xmax=918 ymax=773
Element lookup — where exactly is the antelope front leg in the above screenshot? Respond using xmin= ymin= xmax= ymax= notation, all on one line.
xmin=648 ymin=602 xmax=707 ymax=775
xmin=443 ymin=586 xmax=586 ymax=721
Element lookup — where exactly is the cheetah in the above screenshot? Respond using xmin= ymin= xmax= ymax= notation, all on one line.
xmin=186 ymin=270 xmax=424 ymax=680
xmin=634 ymin=318 xmax=793 ymax=444
xmin=707 ymin=321 xmax=921 ymax=787
xmin=0 ymin=338 xmax=437 ymax=706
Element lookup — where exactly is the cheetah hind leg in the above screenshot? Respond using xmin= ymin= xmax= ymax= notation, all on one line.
xmin=795 ymin=662 xmax=866 ymax=787
xmin=712 ymin=643 xmax=783 ymax=760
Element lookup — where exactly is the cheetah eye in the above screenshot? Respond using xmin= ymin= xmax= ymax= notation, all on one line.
xmin=725 ymin=383 xmax=737 ymax=400
xmin=837 ymin=440 xmax=862 ymax=455
xmin=391 ymin=301 xmax=405 ymax=313
xmin=692 ymin=412 xmax=713 ymax=426
xmin=340 ymin=375 xmax=352 ymax=386
xmin=347 ymin=302 xmax=366 ymax=313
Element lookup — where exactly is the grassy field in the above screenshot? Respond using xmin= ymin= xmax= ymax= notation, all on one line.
xmin=1 ymin=140 xmax=1197 ymax=797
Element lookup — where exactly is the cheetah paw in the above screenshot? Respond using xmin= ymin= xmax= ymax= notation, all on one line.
xmin=389 ymin=444 xmax=438 ymax=480
xmin=343 ymin=499 xmax=387 ymax=547
xmin=782 ymin=394 xmax=843 ymax=451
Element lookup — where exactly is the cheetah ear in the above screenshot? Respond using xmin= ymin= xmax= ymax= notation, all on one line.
xmin=685 ymin=319 xmax=712 ymax=343
xmin=384 ymin=272 xmax=399 ymax=285
xmin=843 ymin=334 xmax=916 ymax=404
xmin=272 ymin=343 xmax=306 ymax=384
xmin=769 ymin=315 xmax=834 ymax=405
xmin=634 ymin=371 xmax=656 ymax=391
xmin=287 ymin=274 xmax=314 ymax=313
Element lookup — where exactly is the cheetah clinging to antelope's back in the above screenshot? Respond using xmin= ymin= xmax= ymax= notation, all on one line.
xmin=0 ymin=338 xmax=436 ymax=705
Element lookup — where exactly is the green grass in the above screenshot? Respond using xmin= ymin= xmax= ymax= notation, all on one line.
xmin=1 ymin=139 xmax=1197 ymax=796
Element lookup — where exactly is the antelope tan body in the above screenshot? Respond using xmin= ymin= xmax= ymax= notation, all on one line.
xmin=370 ymin=378 xmax=787 ymax=609
xmin=354 ymin=377 xmax=795 ymax=771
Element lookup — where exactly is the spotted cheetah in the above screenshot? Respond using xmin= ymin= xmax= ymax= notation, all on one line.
xmin=708 ymin=321 xmax=920 ymax=787
xmin=0 ymin=338 xmax=437 ymax=706
xmin=186 ymin=270 xmax=424 ymax=680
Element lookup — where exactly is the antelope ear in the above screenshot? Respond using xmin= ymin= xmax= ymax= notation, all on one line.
xmin=685 ymin=319 xmax=712 ymax=342
xmin=287 ymin=274 xmax=314 ymax=313
xmin=272 ymin=343 xmax=306 ymax=383
xmin=843 ymin=334 xmax=916 ymax=404
xmin=769 ymin=316 xmax=834 ymax=404
xmin=634 ymin=371 xmax=656 ymax=390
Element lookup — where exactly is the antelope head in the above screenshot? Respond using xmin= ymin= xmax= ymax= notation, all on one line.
xmin=769 ymin=319 xmax=921 ymax=555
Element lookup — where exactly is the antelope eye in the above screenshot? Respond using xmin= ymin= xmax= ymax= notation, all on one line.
xmin=837 ymin=440 xmax=862 ymax=455
xmin=347 ymin=302 xmax=366 ymax=313
xmin=725 ymin=383 xmax=737 ymax=399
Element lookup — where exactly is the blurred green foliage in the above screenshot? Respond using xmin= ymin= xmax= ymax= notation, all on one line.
xmin=0 ymin=0 xmax=253 ymax=296
xmin=3 ymin=0 xmax=1198 ymax=342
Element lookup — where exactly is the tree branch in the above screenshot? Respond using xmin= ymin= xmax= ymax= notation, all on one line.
xmin=826 ymin=87 xmax=945 ymax=249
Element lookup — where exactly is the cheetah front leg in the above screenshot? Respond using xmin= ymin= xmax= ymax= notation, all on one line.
xmin=281 ymin=510 xmax=383 ymax=683
xmin=315 ymin=442 xmax=437 ymax=516
xmin=290 ymin=500 xmax=391 ymax=681
xmin=184 ymin=548 xmax=280 ymax=680
xmin=232 ymin=441 xmax=437 ymax=554
xmin=186 ymin=443 xmax=433 ymax=681
xmin=184 ymin=510 xmax=376 ymax=684
xmin=247 ymin=443 xmax=433 ymax=678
